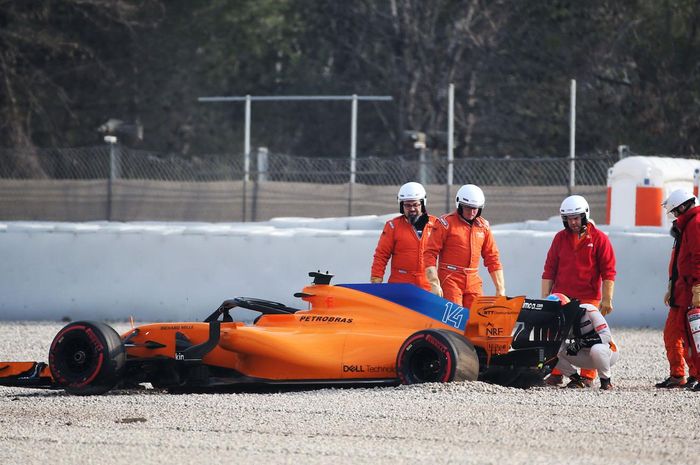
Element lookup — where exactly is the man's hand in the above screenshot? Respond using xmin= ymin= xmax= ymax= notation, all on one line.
xmin=425 ymin=266 xmax=443 ymax=297
xmin=566 ymin=339 xmax=582 ymax=356
xmin=664 ymin=281 xmax=672 ymax=306
xmin=541 ymin=279 xmax=554 ymax=299
xmin=580 ymin=333 xmax=603 ymax=348
xmin=490 ymin=269 xmax=505 ymax=297
xmin=430 ymin=282 xmax=443 ymax=297
xmin=600 ymin=280 xmax=615 ymax=316
xmin=693 ymin=284 xmax=700 ymax=308
xmin=566 ymin=333 xmax=602 ymax=356
xmin=370 ymin=277 xmax=382 ymax=284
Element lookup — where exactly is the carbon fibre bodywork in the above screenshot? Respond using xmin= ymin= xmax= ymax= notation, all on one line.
xmin=0 ymin=272 xmax=580 ymax=393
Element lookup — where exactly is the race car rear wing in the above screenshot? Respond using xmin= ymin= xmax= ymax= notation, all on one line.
xmin=467 ymin=297 xmax=581 ymax=383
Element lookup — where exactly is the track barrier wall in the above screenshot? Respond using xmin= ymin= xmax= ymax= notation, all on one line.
xmin=0 ymin=219 xmax=671 ymax=328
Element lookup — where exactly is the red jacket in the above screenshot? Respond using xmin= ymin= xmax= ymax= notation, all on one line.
xmin=669 ymin=206 xmax=700 ymax=309
xmin=542 ymin=222 xmax=616 ymax=300
xmin=423 ymin=212 xmax=502 ymax=275
xmin=371 ymin=214 xmax=437 ymax=287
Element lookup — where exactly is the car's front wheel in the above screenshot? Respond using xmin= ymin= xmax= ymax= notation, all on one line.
xmin=49 ymin=321 xmax=125 ymax=395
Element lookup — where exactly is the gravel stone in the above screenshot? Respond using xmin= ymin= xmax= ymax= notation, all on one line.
xmin=0 ymin=322 xmax=698 ymax=465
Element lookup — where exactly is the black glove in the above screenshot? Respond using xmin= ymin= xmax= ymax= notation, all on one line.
xmin=566 ymin=334 xmax=603 ymax=356
xmin=579 ymin=333 xmax=603 ymax=348
xmin=566 ymin=339 xmax=582 ymax=356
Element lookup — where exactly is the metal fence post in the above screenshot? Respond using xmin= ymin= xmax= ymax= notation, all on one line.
xmin=416 ymin=132 xmax=427 ymax=185
xmin=348 ymin=94 xmax=358 ymax=216
xmin=446 ymin=83 xmax=455 ymax=212
xmin=104 ymin=136 xmax=118 ymax=221
xmin=257 ymin=147 xmax=268 ymax=182
xmin=242 ymin=95 xmax=252 ymax=221
xmin=251 ymin=146 xmax=268 ymax=222
xmin=617 ymin=145 xmax=629 ymax=160
xmin=568 ymin=79 xmax=576 ymax=195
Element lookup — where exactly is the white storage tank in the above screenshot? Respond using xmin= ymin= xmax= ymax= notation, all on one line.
xmin=606 ymin=156 xmax=700 ymax=227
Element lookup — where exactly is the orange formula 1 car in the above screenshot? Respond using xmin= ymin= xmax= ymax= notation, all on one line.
xmin=0 ymin=272 xmax=581 ymax=395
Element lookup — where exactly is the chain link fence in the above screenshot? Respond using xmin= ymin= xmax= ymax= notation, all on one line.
xmin=0 ymin=145 xmax=656 ymax=222
xmin=0 ymin=145 xmax=617 ymax=185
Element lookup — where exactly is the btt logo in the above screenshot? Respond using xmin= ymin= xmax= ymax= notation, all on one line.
xmin=442 ymin=302 xmax=465 ymax=328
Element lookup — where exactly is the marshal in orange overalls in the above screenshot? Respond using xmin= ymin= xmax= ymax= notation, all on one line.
xmin=371 ymin=215 xmax=437 ymax=291
xmin=423 ymin=212 xmax=503 ymax=309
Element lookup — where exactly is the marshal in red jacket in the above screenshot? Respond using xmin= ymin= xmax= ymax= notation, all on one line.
xmin=541 ymin=222 xmax=616 ymax=301
xmin=670 ymin=205 xmax=700 ymax=309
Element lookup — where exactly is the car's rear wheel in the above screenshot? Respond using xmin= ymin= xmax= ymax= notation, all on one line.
xmin=396 ymin=329 xmax=479 ymax=384
xmin=49 ymin=321 xmax=125 ymax=395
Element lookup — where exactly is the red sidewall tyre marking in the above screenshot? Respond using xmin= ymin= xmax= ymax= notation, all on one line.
xmin=49 ymin=325 xmax=106 ymax=388
xmin=397 ymin=333 xmax=427 ymax=383
xmin=397 ymin=331 xmax=455 ymax=384
xmin=425 ymin=334 xmax=453 ymax=382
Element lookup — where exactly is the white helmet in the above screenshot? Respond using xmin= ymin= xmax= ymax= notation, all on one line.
xmin=397 ymin=182 xmax=427 ymax=214
xmin=560 ymin=195 xmax=589 ymax=221
xmin=398 ymin=182 xmax=426 ymax=204
xmin=662 ymin=189 xmax=696 ymax=214
xmin=455 ymin=184 xmax=485 ymax=209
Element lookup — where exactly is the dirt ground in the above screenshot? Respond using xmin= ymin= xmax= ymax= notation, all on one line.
xmin=1 ymin=322 xmax=698 ymax=465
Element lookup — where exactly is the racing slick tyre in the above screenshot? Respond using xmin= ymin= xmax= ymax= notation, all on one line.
xmin=396 ymin=329 xmax=479 ymax=384
xmin=48 ymin=321 xmax=126 ymax=395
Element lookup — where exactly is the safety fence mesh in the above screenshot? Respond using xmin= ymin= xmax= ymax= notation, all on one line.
xmin=0 ymin=145 xmax=618 ymax=186
xmin=0 ymin=146 xmax=688 ymax=223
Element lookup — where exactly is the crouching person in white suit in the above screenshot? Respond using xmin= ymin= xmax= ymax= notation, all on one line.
xmin=553 ymin=300 xmax=620 ymax=390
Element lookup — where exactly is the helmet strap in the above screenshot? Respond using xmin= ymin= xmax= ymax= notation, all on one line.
xmin=458 ymin=205 xmax=470 ymax=223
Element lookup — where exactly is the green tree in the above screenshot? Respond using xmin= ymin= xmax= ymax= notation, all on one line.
xmin=0 ymin=0 xmax=162 ymax=175
xmin=4 ymin=0 xmax=700 ymax=171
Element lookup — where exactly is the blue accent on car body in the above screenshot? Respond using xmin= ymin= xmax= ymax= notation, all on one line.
xmin=338 ymin=283 xmax=469 ymax=331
